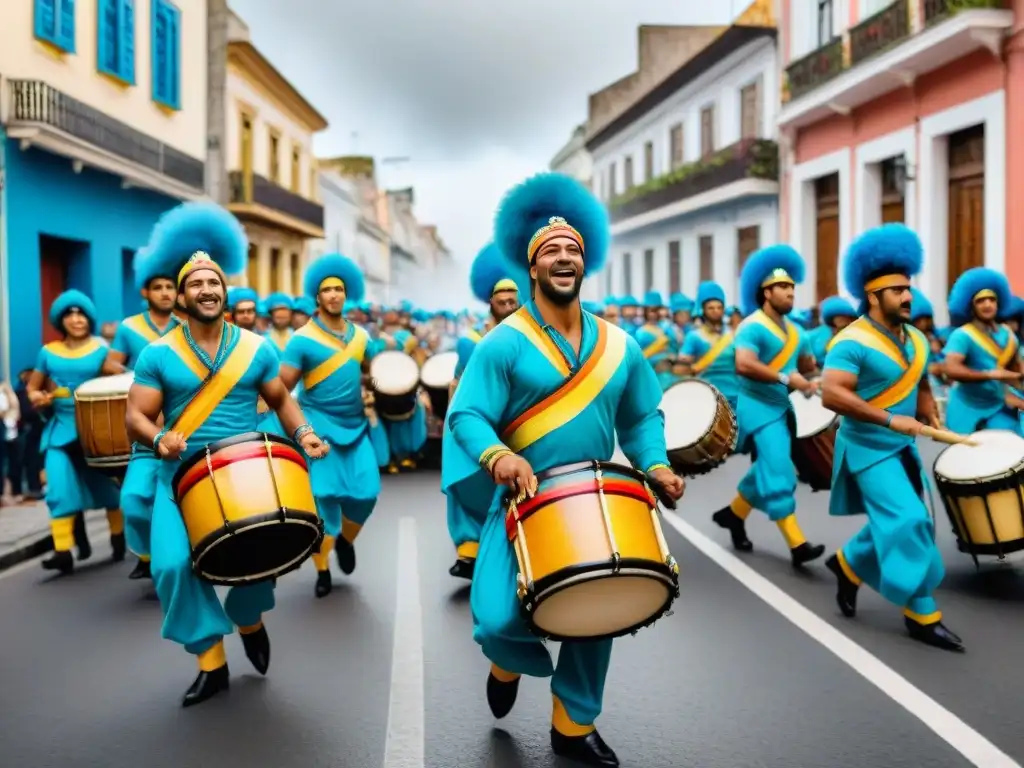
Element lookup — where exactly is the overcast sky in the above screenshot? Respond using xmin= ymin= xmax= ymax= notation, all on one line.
xmin=230 ymin=1 xmax=743 ymax=265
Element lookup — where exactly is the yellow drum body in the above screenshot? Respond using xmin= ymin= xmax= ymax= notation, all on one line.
xmin=507 ymin=461 xmax=679 ymax=642
xmin=74 ymin=373 xmax=134 ymax=475
xmin=172 ymin=432 xmax=322 ymax=585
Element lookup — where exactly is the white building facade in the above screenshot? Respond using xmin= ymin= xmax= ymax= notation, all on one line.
xmin=550 ymin=123 xmax=599 ymax=300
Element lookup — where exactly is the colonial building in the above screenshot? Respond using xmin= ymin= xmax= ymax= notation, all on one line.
xmin=224 ymin=11 xmax=327 ymax=296
xmin=381 ymin=188 xmax=457 ymax=309
xmin=777 ymin=0 xmax=1023 ymax=316
xmin=0 ymin=0 xmax=207 ymax=374
xmin=587 ymin=2 xmax=780 ymax=305
xmin=550 ymin=123 xmax=598 ymax=298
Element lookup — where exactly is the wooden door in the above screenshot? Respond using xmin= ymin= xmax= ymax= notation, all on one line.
xmin=882 ymin=200 xmax=905 ymax=223
xmin=815 ymin=174 xmax=840 ymax=299
xmin=947 ymin=125 xmax=985 ymax=290
xmin=880 ymin=157 xmax=905 ymax=223
xmin=39 ymin=237 xmax=68 ymax=343
xmin=246 ymin=243 xmax=259 ymax=289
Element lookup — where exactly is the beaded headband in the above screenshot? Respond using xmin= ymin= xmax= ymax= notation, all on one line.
xmin=176 ymin=251 xmax=226 ymax=289
xmin=527 ymin=216 xmax=584 ymax=263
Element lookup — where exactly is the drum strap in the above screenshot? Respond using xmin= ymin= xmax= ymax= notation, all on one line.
xmin=641 ymin=324 xmax=669 ymax=359
xmin=961 ymin=323 xmax=1019 ymax=368
xmin=298 ymin=324 xmax=368 ymax=391
xmin=500 ymin=320 xmax=627 ymax=453
xmin=123 ymin=313 xmax=161 ymax=343
xmin=692 ymin=332 xmax=734 ymax=374
xmin=746 ymin=312 xmax=800 ymax=372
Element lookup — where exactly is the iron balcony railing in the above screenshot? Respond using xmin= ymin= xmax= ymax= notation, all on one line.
xmin=228 ymin=170 xmax=325 ymax=230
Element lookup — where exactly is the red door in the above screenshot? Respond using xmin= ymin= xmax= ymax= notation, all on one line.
xmin=39 ymin=239 xmax=68 ymax=343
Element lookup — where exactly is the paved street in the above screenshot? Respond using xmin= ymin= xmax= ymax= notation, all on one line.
xmin=0 ymin=458 xmax=1019 ymax=768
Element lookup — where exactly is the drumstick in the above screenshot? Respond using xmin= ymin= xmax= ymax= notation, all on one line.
xmin=920 ymin=425 xmax=979 ymax=447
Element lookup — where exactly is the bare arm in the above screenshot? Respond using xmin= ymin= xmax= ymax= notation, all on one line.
xmin=735 ymin=347 xmax=813 ymax=392
xmin=260 ymin=377 xmax=307 ymax=438
xmin=126 ymin=384 xmax=164 ymax=446
xmin=916 ymin=376 xmax=940 ymax=426
xmin=943 ymin=352 xmax=1001 ymax=383
xmin=278 ymin=363 xmax=301 ymax=391
xmin=102 ymin=349 xmax=128 ymax=375
xmin=820 ymin=369 xmax=890 ymax=426
xmin=797 ymin=353 xmax=819 ymax=377
xmin=25 ymin=370 xmax=51 ymax=408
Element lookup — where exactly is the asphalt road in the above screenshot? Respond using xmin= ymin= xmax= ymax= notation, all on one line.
xmin=0 ymin=463 xmax=1017 ymax=768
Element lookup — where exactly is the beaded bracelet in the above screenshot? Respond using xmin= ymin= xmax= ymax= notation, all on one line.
xmin=293 ymin=424 xmax=313 ymax=443
xmin=884 ymin=412 xmax=894 ymax=427
xmin=152 ymin=428 xmax=168 ymax=452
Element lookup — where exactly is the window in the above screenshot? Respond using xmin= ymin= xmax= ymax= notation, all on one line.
xmin=643 ymin=141 xmax=654 ymax=182
xmin=700 ymin=106 xmax=715 ymax=157
xmin=35 ymin=0 xmax=76 ymax=53
xmin=669 ymin=124 xmax=684 ymax=170
xmin=310 ymin=167 xmax=319 ymax=201
xmin=643 ymin=249 xmax=655 ymax=291
xmin=98 ymin=0 xmax=135 ymax=84
xmin=152 ymin=0 xmax=181 ymax=109
xmin=605 ymin=266 xmax=613 ymax=296
xmin=291 ymin=253 xmax=302 ymax=295
xmin=737 ymin=226 xmax=760 ymax=272
xmin=624 ymin=156 xmax=634 ymax=190
xmin=608 ymin=162 xmax=616 ymax=197
xmin=291 ymin=145 xmax=301 ymax=194
xmin=668 ymin=241 xmax=681 ymax=293
xmin=740 ymin=80 xmax=761 ymax=139
xmin=269 ymin=131 xmax=281 ymax=183
xmin=699 ymin=236 xmax=713 ymax=281
xmin=817 ymin=0 xmax=834 ymax=47
xmin=622 ymin=253 xmax=632 ymax=295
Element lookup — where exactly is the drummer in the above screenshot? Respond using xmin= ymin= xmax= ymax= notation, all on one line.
xmin=374 ymin=314 xmax=428 ymax=473
xmin=676 ymin=280 xmax=737 ymax=410
xmin=445 ymin=173 xmax=684 ymax=767
xmin=807 ymin=296 xmax=857 ymax=369
xmin=712 ymin=245 xmax=825 ymax=565
xmin=126 ymin=202 xmax=327 ymax=707
xmin=634 ymin=291 xmax=679 ymax=390
xmin=443 ymin=243 xmax=525 ymax=579
xmin=941 ymin=267 xmax=1024 ymax=434
xmin=820 ymin=224 xmax=961 ymax=651
xmin=263 ymin=293 xmax=294 ymax=351
xmin=227 ymin=287 xmax=259 ymax=331
xmin=26 ymin=290 xmax=124 ymax=575
xmin=102 ymin=255 xmax=181 ymax=580
xmin=278 ymin=252 xmax=380 ymax=594
xmin=291 ymin=296 xmax=316 ymax=329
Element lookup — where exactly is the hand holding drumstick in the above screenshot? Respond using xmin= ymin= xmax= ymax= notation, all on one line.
xmin=888 ymin=415 xmax=977 ymax=446
xmin=491 ymin=453 xmax=537 ymax=499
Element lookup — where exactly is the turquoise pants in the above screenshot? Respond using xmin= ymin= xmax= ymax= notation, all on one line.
xmin=121 ymin=452 xmax=159 ymax=558
xmin=738 ymin=417 xmax=796 ymax=521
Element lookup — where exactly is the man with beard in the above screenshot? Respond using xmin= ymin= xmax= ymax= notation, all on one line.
xmin=227 ymin=286 xmax=259 ymax=330
xmin=808 ymin=295 xmax=857 ymax=368
xmin=263 ymin=292 xmax=294 ymax=351
xmin=941 ymin=266 xmax=1024 ymax=434
xmin=821 ymin=224 xmax=962 ymax=651
xmin=278 ymin=252 xmax=378 ymax=595
xmin=712 ymin=244 xmax=825 ymax=566
xmin=677 ymin=280 xmax=738 ymax=410
xmin=444 ymin=173 xmax=685 ymax=767
xmin=102 ymin=251 xmax=181 ymax=580
xmin=126 ymin=202 xmax=327 ymax=706
xmin=442 ymin=242 xmax=526 ymax=580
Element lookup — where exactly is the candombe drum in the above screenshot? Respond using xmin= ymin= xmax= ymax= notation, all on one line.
xmin=660 ymin=379 xmax=737 ymax=477
xmin=74 ymin=373 xmax=135 ymax=476
xmin=172 ymin=432 xmax=323 ymax=585
xmin=505 ymin=461 xmax=679 ymax=641
xmin=370 ymin=351 xmax=421 ymax=420
xmin=420 ymin=351 xmax=459 ymax=422
xmin=933 ymin=429 xmax=1024 ymax=566
xmin=788 ymin=391 xmax=837 ymax=491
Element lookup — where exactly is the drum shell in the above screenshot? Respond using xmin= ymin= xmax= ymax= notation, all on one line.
xmin=664 ymin=382 xmax=737 ymax=477
xmin=75 ymin=392 xmax=132 ymax=475
xmin=934 ymin=455 xmax=1024 ymax=557
xmin=790 ymin=420 xmax=837 ymax=492
xmin=371 ymin=352 xmax=420 ymax=420
xmin=172 ymin=432 xmax=322 ymax=585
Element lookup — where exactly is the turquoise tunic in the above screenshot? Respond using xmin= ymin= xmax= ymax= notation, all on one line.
xmin=111 ymin=312 xmax=178 ymax=367
xmin=825 ymin=318 xmax=943 ymax=617
xmin=942 ymin=324 xmax=1021 ymax=434
xmin=634 ymin=321 xmax=679 ymax=390
xmin=444 ymin=302 xmax=669 ymax=726
xmin=733 ymin=311 xmax=811 ymax=521
xmin=281 ymin=319 xmax=379 ymax=535
xmin=380 ymin=330 xmax=427 ymax=460
xmin=133 ymin=325 xmax=279 ymax=655
xmin=680 ymin=326 xmax=737 ymax=409
xmin=34 ymin=339 xmax=120 ymax=519
xmin=807 ymin=324 xmax=833 ymax=369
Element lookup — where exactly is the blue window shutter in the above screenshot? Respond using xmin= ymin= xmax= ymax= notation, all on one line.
xmin=98 ymin=0 xmax=118 ymax=75
xmin=120 ymin=0 xmax=135 ymax=83
xmin=152 ymin=3 xmax=168 ymax=104
xmin=168 ymin=5 xmax=180 ymax=108
xmin=35 ymin=0 xmax=57 ymax=42
xmin=58 ymin=0 xmax=76 ymax=51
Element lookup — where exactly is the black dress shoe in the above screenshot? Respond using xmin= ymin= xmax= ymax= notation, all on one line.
xmin=110 ymin=533 xmax=126 ymax=562
xmin=182 ymin=665 xmax=230 ymax=708
xmin=335 ymin=537 xmax=356 ymax=575
xmin=73 ymin=514 xmax=92 ymax=561
xmin=42 ymin=550 xmax=74 ymax=575
xmin=791 ymin=541 xmax=825 ymax=567
xmin=905 ymin=617 xmax=965 ymax=652
xmin=241 ymin=625 xmax=271 ymax=674
xmin=128 ymin=558 xmax=151 ymax=580
xmin=550 ymin=728 xmax=620 ymax=767
xmin=825 ymin=554 xmax=858 ymax=618
xmin=712 ymin=507 xmax=753 ymax=551
xmin=315 ymin=570 xmax=332 ymax=598
xmin=486 ymin=672 xmax=519 ymax=719
xmin=449 ymin=558 xmax=475 ymax=580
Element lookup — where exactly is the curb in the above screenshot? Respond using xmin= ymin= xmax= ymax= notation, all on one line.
xmin=0 ymin=532 xmax=54 ymax=572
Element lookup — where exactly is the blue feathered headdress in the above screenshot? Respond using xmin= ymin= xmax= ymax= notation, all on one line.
xmin=738 ymin=245 xmax=805 ymax=316
xmin=820 ymin=295 xmax=857 ymax=325
xmin=842 ymin=223 xmax=923 ymax=301
xmin=909 ymin=288 xmax=933 ymax=322
xmin=49 ymin=289 xmax=97 ymax=332
xmin=228 ymin=286 xmax=259 ymax=311
xmin=264 ymin=292 xmax=293 ymax=312
xmin=695 ymin=282 xmax=725 ymax=313
xmin=294 ymin=296 xmax=317 ymax=316
xmin=494 ymin=173 xmax=609 ymax=275
xmin=302 ymin=252 xmax=366 ymax=304
xmin=470 ymin=243 xmax=530 ymax=303
xmin=948 ymin=267 xmax=1012 ymax=321
xmin=643 ymin=290 xmax=664 ymax=308
xmin=582 ymin=300 xmax=604 ymax=315
xmin=132 ymin=246 xmax=174 ymax=291
xmin=1000 ymin=295 xmax=1024 ymax=323
xmin=670 ymin=292 xmax=694 ymax=313
xmin=145 ymin=202 xmax=247 ymax=287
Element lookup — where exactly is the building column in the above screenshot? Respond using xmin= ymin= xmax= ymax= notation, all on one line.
xmin=278 ymin=246 xmax=292 ymax=295
xmin=257 ymin=242 xmax=272 ymax=296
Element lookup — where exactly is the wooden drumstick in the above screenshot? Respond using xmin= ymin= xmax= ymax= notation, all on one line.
xmin=920 ymin=425 xmax=979 ymax=447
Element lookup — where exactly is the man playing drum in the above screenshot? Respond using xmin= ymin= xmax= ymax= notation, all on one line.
xmin=442 ymin=242 xmax=525 ymax=580
xmin=821 ymin=224 xmax=961 ymax=652
xmin=278 ymin=252 xmax=380 ymax=595
xmin=126 ymin=202 xmax=328 ymax=707
xmin=712 ymin=245 xmax=825 ymax=565
xmin=444 ymin=173 xmax=685 ymax=767
xmin=676 ymin=280 xmax=738 ymax=411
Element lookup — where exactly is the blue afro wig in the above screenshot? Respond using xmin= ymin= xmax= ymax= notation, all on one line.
xmin=494 ymin=172 xmax=609 ymax=275
xmin=146 ymin=202 xmax=248 ymax=286
xmin=948 ymin=267 xmax=1012 ymax=321
xmin=909 ymin=288 xmax=933 ymax=322
xmin=842 ymin=223 xmax=922 ymax=300
xmin=738 ymin=244 xmax=805 ymax=317
xmin=582 ymin=301 xmax=605 ymax=316
xmin=1000 ymin=295 xmax=1024 ymax=323
xmin=820 ymin=295 xmax=857 ymax=325
xmin=49 ymin=289 xmax=97 ymax=333
xmin=293 ymin=296 xmax=317 ymax=316
xmin=302 ymin=252 xmax=366 ymax=304
xmin=132 ymin=246 xmax=175 ymax=292
xmin=695 ymin=281 xmax=726 ymax=314
xmin=264 ymin=292 xmax=293 ymax=312
xmin=228 ymin=286 xmax=259 ymax=311
xmin=643 ymin=290 xmax=665 ymax=308
xmin=470 ymin=243 xmax=530 ymax=303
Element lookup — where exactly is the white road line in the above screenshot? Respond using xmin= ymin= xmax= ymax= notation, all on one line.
xmin=0 ymin=519 xmax=111 ymax=582
xmin=382 ymin=517 xmax=425 ymax=768
xmin=661 ymin=510 xmax=1020 ymax=768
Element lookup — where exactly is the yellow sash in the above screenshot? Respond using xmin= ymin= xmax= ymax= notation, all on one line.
xmin=465 ymin=329 xmax=483 ymax=344
xmin=501 ymin=318 xmax=627 ymax=452
xmin=829 ymin=319 xmax=929 ymax=410
xmin=502 ymin=308 xmax=572 ymax=376
xmin=692 ymin=331 xmax=734 ymax=374
xmin=747 ymin=311 xmax=800 ymax=372
xmin=268 ymin=327 xmax=291 ymax=351
xmin=123 ymin=313 xmax=161 ymax=343
xmin=298 ymin=323 xmax=369 ymax=390
xmin=640 ymin=324 xmax=668 ymax=359
xmin=165 ymin=326 xmax=265 ymax=440
xmin=961 ymin=323 xmax=1019 ymax=368
xmin=43 ymin=338 xmax=103 ymax=360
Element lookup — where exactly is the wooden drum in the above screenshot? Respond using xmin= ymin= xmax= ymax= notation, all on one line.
xmin=661 ymin=380 xmax=737 ymax=477
xmin=789 ymin=391 xmax=837 ymax=492
xmin=420 ymin=351 xmax=458 ymax=422
xmin=370 ymin=351 xmax=420 ymax=420
xmin=506 ymin=461 xmax=679 ymax=642
xmin=172 ymin=432 xmax=323 ymax=585
xmin=74 ymin=373 xmax=134 ymax=475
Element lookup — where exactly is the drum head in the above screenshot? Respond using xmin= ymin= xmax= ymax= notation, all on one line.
xmin=934 ymin=429 xmax=1024 ymax=481
xmin=76 ymin=372 xmax=134 ymax=397
xmin=789 ymin=392 xmax=836 ymax=438
xmin=661 ymin=381 xmax=719 ymax=450
xmin=420 ymin=352 xmax=458 ymax=388
xmin=370 ymin=352 xmax=421 ymax=395
xmin=196 ymin=516 xmax=320 ymax=585
xmin=534 ymin=576 xmax=672 ymax=639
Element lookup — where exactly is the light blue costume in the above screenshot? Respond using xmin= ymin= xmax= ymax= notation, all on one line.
xmin=808 ymin=296 xmax=857 ymax=367
xmin=941 ymin=267 xmax=1021 ymax=435
xmin=257 ymin=292 xmax=294 ymax=436
xmin=680 ymin=281 xmax=737 ymax=409
xmin=634 ymin=290 xmax=679 ymax=390
xmin=379 ymin=327 xmax=428 ymax=465
xmin=228 ymin=285 xmax=260 ymax=321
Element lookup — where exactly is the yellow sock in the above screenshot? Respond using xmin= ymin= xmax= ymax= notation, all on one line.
xmin=239 ymin=621 xmax=263 ymax=635
xmin=729 ymin=495 xmax=753 ymax=520
xmin=138 ymin=554 xmax=151 ymax=563
xmin=106 ymin=508 xmax=124 ymax=535
xmin=457 ymin=541 xmax=479 ymax=560
xmin=777 ymin=514 xmax=807 ymax=549
xmin=311 ymin=535 xmax=335 ymax=571
xmin=836 ymin=549 xmax=862 ymax=586
xmin=197 ymin=640 xmax=226 ymax=671
xmin=490 ymin=663 xmax=520 ymax=683
xmin=341 ymin=517 xmax=363 ymax=544
xmin=552 ymin=694 xmax=595 ymax=737
xmin=904 ymin=608 xmax=942 ymax=625
xmin=51 ymin=516 xmax=76 ymax=552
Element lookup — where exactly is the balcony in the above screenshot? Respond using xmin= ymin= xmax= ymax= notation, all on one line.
xmin=608 ymin=139 xmax=779 ymax=229
xmin=6 ymin=80 xmax=205 ymax=199
xmin=228 ymin=171 xmax=325 ymax=238
xmin=779 ymin=0 xmax=1012 ymax=129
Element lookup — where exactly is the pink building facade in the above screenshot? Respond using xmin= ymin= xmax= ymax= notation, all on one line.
xmin=776 ymin=0 xmax=1024 ymax=319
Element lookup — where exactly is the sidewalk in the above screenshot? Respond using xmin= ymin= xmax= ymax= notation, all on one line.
xmin=0 ymin=501 xmax=103 ymax=571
